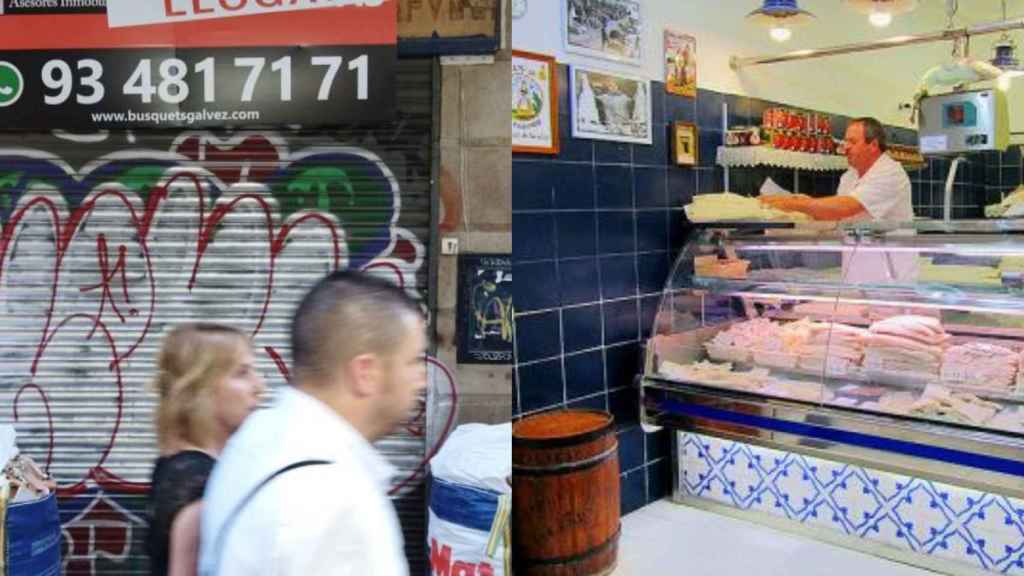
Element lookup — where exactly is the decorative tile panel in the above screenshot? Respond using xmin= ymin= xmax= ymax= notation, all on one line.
xmin=677 ymin=432 xmax=1024 ymax=574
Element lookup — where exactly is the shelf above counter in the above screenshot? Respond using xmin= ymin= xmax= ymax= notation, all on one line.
xmin=717 ymin=145 xmax=849 ymax=172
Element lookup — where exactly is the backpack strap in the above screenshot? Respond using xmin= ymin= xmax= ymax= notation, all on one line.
xmin=207 ymin=459 xmax=333 ymax=575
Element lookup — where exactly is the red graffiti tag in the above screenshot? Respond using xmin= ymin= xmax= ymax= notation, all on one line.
xmin=5 ymin=171 xmax=342 ymax=492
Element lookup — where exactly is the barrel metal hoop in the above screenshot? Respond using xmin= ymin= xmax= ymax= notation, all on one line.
xmin=518 ymin=524 xmax=621 ymax=567
xmin=511 ymin=444 xmax=617 ymax=476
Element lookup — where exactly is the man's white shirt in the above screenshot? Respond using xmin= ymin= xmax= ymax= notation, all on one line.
xmin=836 ymin=153 xmax=917 ymax=283
xmin=198 ymin=386 xmax=409 ymax=576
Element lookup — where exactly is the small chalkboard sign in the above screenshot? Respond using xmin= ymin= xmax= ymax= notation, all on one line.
xmin=457 ymin=254 xmax=513 ymax=364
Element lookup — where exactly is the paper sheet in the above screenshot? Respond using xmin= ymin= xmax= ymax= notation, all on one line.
xmin=759 ymin=177 xmax=792 ymax=197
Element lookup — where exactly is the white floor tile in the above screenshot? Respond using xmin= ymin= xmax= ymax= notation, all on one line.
xmin=612 ymin=499 xmax=940 ymax=576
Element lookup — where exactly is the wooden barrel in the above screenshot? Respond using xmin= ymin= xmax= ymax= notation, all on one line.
xmin=512 ymin=409 xmax=620 ymax=576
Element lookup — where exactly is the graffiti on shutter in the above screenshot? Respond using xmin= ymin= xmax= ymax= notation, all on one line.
xmin=0 ymin=126 xmax=440 ymax=574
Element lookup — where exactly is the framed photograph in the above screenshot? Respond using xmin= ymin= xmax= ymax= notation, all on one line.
xmin=571 ymin=66 xmax=652 ymax=145
xmin=673 ymin=122 xmax=698 ymax=165
xmin=563 ymin=0 xmax=642 ymax=65
xmin=512 ymin=50 xmax=559 ymax=155
xmin=664 ymin=29 xmax=696 ymax=97
xmin=456 ymin=254 xmax=513 ymax=364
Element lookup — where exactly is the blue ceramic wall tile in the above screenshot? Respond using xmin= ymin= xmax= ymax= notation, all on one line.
xmin=557 ymin=64 xmax=569 ymax=113
xmin=636 ymin=212 xmax=668 ymax=253
xmin=746 ymin=98 xmax=769 ymax=127
xmin=646 ymin=460 xmax=670 ymax=503
xmin=557 ymin=114 xmax=594 ymax=163
xmin=912 ymin=182 xmax=923 ymax=207
xmin=606 ymin=341 xmax=640 ymax=388
xmin=563 ymin=304 xmax=603 ymax=353
xmin=513 ymin=260 xmax=560 ymax=313
xmin=669 ymin=210 xmax=690 ymax=253
xmin=512 ymin=160 xmax=553 ymax=211
xmin=596 ymin=165 xmax=634 ymax=208
xmin=640 ymin=294 xmax=661 ymax=339
xmin=603 ymin=298 xmax=639 ymax=346
xmin=595 ymin=140 xmax=632 ymax=164
xmin=637 ymin=252 xmax=669 ymax=295
xmin=1002 ymin=145 xmax=1022 ymax=166
xmin=559 ymin=257 xmax=600 ymax=306
xmin=646 ymin=429 xmax=670 ymax=462
xmin=513 ymin=212 xmax=556 ymax=262
xmin=600 ymin=254 xmax=638 ymax=300
xmin=649 ymin=82 xmax=665 ymax=126
xmin=618 ymin=426 xmax=645 ymax=471
xmin=557 ymin=212 xmax=597 ymax=258
xmin=515 ymin=311 xmax=562 ymax=363
xmin=723 ymin=93 xmax=748 ymax=129
xmin=597 ymin=211 xmax=636 ymax=255
xmin=517 ymin=359 xmax=564 ymax=413
xmin=608 ymin=380 xmax=639 ymax=427
xmin=620 ymin=468 xmax=647 ymax=516
xmin=512 ymin=372 xmax=519 ymax=416
xmin=665 ymin=93 xmax=696 ymax=124
xmin=553 ymin=163 xmax=596 ymax=210
xmin=698 ymin=130 xmax=723 ymax=167
xmin=633 ymin=122 xmax=668 ymax=166
xmin=667 ymin=168 xmax=697 ymax=207
xmin=987 ymin=166 xmax=1000 ymax=188
xmin=635 ymin=167 xmax=668 ymax=208
xmin=1002 ymin=166 xmax=1020 ymax=187
xmin=565 ymin=349 xmax=606 ymax=400
xmin=831 ymin=115 xmax=849 ymax=140
xmin=567 ymin=394 xmax=607 ymax=411
xmin=696 ymin=168 xmax=719 ymax=195
xmin=697 ymin=88 xmax=724 ymax=130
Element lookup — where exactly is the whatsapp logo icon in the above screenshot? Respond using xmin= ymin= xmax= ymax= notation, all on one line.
xmin=0 ymin=62 xmax=24 ymax=107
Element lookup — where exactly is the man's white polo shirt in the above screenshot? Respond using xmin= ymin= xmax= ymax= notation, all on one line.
xmin=198 ymin=386 xmax=408 ymax=576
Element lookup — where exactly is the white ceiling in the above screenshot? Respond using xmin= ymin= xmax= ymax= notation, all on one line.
xmin=767 ymin=1 xmax=1023 ymax=54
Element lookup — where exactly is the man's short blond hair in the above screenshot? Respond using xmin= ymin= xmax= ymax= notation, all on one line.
xmin=290 ymin=270 xmax=422 ymax=386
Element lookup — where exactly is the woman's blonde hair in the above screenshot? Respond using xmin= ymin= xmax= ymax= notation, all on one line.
xmin=153 ymin=323 xmax=250 ymax=452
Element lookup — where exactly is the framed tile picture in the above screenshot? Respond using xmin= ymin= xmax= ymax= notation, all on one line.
xmin=563 ymin=0 xmax=643 ymax=65
xmin=571 ymin=65 xmax=652 ymax=145
xmin=457 ymin=254 xmax=513 ymax=364
xmin=512 ymin=50 xmax=559 ymax=154
xmin=673 ymin=122 xmax=698 ymax=166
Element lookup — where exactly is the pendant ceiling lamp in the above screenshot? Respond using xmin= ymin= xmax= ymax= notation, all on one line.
xmin=990 ymin=1 xmax=1024 ymax=89
xmin=843 ymin=0 xmax=918 ymax=28
xmin=746 ymin=0 xmax=815 ymax=43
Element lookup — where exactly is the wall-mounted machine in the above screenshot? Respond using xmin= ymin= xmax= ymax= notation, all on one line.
xmin=918 ymin=89 xmax=1009 ymax=154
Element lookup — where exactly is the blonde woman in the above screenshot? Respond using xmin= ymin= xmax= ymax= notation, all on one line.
xmin=146 ymin=323 xmax=266 ymax=576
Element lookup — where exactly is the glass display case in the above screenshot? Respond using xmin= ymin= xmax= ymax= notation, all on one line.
xmin=641 ymin=221 xmax=1024 ymax=495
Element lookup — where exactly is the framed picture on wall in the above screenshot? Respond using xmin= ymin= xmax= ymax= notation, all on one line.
xmin=571 ymin=65 xmax=652 ymax=145
xmin=512 ymin=50 xmax=559 ymax=155
xmin=673 ymin=122 xmax=698 ymax=165
xmin=456 ymin=254 xmax=513 ymax=364
xmin=562 ymin=0 xmax=643 ymax=65
xmin=664 ymin=29 xmax=696 ymax=97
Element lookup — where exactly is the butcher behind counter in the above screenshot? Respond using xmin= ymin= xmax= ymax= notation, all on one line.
xmin=760 ymin=116 xmax=916 ymax=283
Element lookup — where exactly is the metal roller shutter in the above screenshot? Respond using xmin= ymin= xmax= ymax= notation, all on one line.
xmin=0 ymin=58 xmax=434 ymax=575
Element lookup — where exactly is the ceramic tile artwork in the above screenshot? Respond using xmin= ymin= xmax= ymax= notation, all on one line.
xmin=677 ymin=432 xmax=1024 ymax=574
